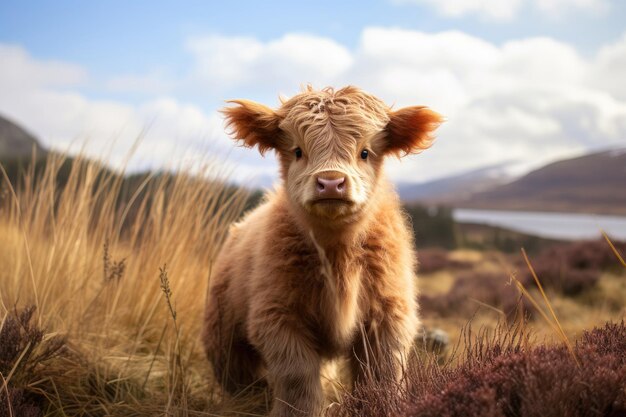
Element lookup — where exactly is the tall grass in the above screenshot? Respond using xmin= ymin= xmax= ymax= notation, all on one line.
xmin=0 ymin=152 xmax=250 ymax=415
xmin=2 ymin=151 xmax=625 ymax=416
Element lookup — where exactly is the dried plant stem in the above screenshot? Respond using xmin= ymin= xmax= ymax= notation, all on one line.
xmin=159 ymin=264 xmax=188 ymax=410
xmin=521 ymin=248 xmax=579 ymax=367
xmin=602 ymin=230 xmax=626 ymax=268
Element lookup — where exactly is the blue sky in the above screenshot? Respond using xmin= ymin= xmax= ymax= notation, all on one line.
xmin=3 ymin=1 xmax=624 ymax=62
xmin=1 ymin=0 xmax=625 ymax=184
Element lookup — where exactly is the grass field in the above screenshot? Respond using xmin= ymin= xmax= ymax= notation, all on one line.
xmin=0 ymin=154 xmax=253 ymax=415
xmin=1 ymin=154 xmax=625 ymax=416
xmin=418 ymin=246 xmax=626 ymax=349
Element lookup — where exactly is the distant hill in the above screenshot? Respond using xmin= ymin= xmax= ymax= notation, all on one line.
xmin=0 ymin=115 xmax=46 ymax=159
xmin=2 ymin=113 xmax=623 ymax=216
xmin=456 ymin=149 xmax=626 ymax=215
xmin=397 ymin=161 xmax=522 ymax=203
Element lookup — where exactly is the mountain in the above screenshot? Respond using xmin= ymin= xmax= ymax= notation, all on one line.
xmin=0 ymin=115 xmax=46 ymax=159
xmin=397 ymin=161 xmax=524 ymax=203
xmin=456 ymin=148 xmax=626 ymax=215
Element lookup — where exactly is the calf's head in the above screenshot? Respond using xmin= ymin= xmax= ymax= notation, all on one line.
xmin=223 ymin=86 xmax=442 ymax=224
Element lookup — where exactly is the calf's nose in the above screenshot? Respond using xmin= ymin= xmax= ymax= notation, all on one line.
xmin=316 ymin=176 xmax=345 ymax=198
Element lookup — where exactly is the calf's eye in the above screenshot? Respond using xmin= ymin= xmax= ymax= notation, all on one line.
xmin=295 ymin=148 xmax=303 ymax=159
xmin=360 ymin=149 xmax=369 ymax=160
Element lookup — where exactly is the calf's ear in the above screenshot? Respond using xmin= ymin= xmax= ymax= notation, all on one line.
xmin=385 ymin=106 xmax=443 ymax=157
xmin=221 ymin=100 xmax=281 ymax=155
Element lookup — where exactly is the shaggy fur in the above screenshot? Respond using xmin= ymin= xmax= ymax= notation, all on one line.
xmin=203 ymin=86 xmax=442 ymax=417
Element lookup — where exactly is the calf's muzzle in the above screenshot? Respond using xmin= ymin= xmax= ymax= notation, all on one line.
xmin=316 ymin=172 xmax=346 ymax=199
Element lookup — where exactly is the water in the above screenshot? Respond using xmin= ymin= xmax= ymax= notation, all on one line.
xmin=453 ymin=209 xmax=626 ymax=241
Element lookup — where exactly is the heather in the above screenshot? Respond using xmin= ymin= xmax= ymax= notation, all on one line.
xmin=334 ymin=320 xmax=626 ymax=417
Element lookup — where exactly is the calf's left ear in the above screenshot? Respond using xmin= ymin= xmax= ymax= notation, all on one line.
xmin=385 ymin=106 xmax=444 ymax=157
xmin=221 ymin=99 xmax=281 ymax=155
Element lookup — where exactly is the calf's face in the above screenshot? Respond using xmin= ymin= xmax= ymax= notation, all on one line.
xmin=223 ymin=86 xmax=442 ymax=223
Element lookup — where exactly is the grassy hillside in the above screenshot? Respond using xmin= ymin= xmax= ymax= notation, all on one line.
xmin=458 ymin=149 xmax=626 ymax=215
xmin=0 ymin=153 xmax=253 ymax=415
xmin=1 ymin=153 xmax=625 ymax=416
xmin=0 ymin=115 xmax=46 ymax=159
xmin=397 ymin=161 xmax=516 ymax=203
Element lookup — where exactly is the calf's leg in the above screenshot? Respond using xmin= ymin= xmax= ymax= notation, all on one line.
xmin=251 ymin=317 xmax=323 ymax=417
xmin=203 ymin=287 xmax=265 ymax=394
xmin=350 ymin=313 xmax=417 ymax=386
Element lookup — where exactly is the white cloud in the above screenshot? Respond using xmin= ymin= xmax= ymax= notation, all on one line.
xmin=496 ymin=38 xmax=588 ymax=87
xmin=535 ymin=0 xmax=609 ymax=16
xmin=0 ymin=44 xmax=245 ymax=177
xmin=2 ymin=27 xmax=626 ymax=186
xmin=392 ymin=0 xmax=610 ymax=20
xmin=590 ymin=33 xmax=626 ymax=101
xmin=185 ymin=33 xmax=353 ymax=93
xmin=393 ymin=0 xmax=522 ymax=20
xmin=106 ymin=70 xmax=175 ymax=94
xmin=349 ymin=29 xmax=625 ymax=181
xmin=353 ymin=28 xmax=498 ymax=112
xmin=0 ymin=44 xmax=87 ymax=93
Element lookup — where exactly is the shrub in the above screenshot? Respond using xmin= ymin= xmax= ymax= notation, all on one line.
xmin=0 ymin=306 xmax=66 ymax=417
xmin=333 ymin=321 xmax=626 ymax=417
xmin=0 ymin=388 xmax=41 ymax=417
xmin=0 ymin=306 xmax=66 ymax=379
xmin=565 ymin=239 xmax=626 ymax=270
xmin=418 ymin=249 xmax=450 ymax=274
xmin=520 ymin=238 xmax=626 ymax=296
xmin=525 ymin=255 xmax=600 ymax=296
xmin=405 ymin=204 xmax=457 ymax=249
xmin=420 ymin=272 xmax=532 ymax=320
xmin=418 ymin=249 xmax=475 ymax=275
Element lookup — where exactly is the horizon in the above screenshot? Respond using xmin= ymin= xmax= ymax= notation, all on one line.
xmin=1 ymin=0 xmax=625 ymax=185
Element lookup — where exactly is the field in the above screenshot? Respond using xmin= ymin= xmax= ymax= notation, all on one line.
xmin=1 ymin=154 xmax=625 ymax=416
xmin=418 ymin=244 xmax=626 ymax=343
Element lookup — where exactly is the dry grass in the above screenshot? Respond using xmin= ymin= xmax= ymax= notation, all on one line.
xmin=0 ymin=153 xmax=251 ymax=415
xmin=1 ymin=152 xmax=625 ymax=416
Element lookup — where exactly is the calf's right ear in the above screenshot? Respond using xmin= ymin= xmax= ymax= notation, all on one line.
xmin=385 ymin=106 xmax=443 ymax=157
xmin=221 ymin=100 xmax=281 ymax=155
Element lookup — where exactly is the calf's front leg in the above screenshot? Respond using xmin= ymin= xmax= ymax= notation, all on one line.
xmin=250 ymin=315 xmax=324 ymax=417
xmin=350 ymin=308 xmax=418 ymax=386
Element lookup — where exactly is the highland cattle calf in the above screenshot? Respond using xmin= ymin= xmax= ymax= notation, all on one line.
xmin=203 ymin=86 xmax=442 ymax=417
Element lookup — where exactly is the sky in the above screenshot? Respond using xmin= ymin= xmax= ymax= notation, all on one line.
xmin=1 ymin=0 xmax=625 ymax=185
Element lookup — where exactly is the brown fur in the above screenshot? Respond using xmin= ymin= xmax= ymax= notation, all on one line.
xmin=203 ymin=86 xmax=442 ymax=416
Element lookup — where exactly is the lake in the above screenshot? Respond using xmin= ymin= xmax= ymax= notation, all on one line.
xmin=453 ymin=209 xmax=626 ymax=241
